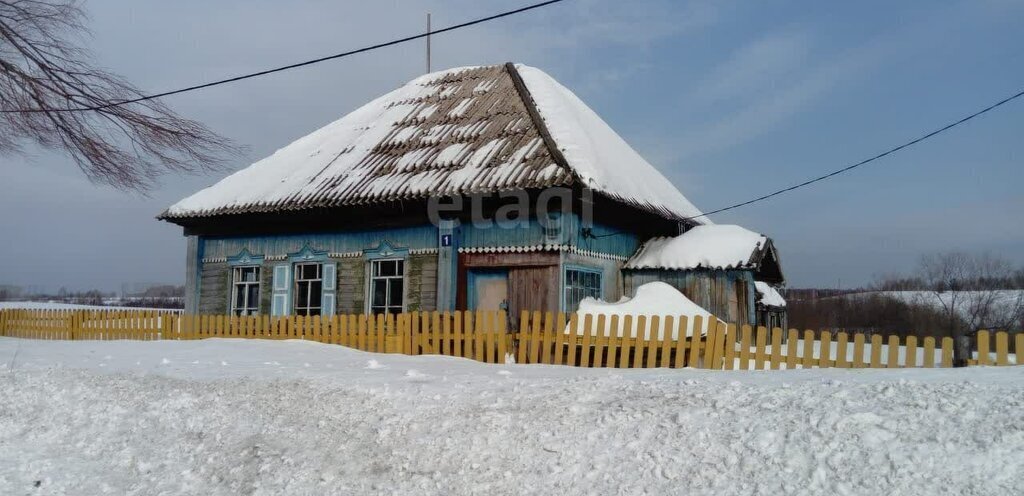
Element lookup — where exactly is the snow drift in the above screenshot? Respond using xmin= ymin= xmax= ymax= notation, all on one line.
xmin=573 ymin=282 xmax=717 ymax=338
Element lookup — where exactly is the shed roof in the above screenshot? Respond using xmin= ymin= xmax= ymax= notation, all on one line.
xmin=624 ymin=225 xmax=772 ymax=271
xmin=160 ymin=63 xmax=706 ymax=223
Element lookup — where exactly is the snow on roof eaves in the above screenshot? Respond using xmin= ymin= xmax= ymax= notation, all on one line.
xmin=160 ymin=64 xmax=705 ymax=223
xmin=624 ymin=225 xmax=769 ymax=271
xmin=514 ymin=64 xmax=707 ymax=223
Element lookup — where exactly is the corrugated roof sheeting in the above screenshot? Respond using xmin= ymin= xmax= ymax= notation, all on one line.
xmin=160 ymin=66 xmax=577 ymax=219
xmin=161 ymin=64 xmax=705 ymax=222
xmin=162 ymin=65 xmax=574 ymax=219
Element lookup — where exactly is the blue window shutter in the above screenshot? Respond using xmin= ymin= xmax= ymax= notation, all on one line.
xmin=321 ymin=262 xmax=337 ymax=315
xmin=271 ymin=264 xmax=290 ymax=316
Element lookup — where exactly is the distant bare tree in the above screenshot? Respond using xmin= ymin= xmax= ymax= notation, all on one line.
xmin=918 ymin=251 xmax=1024 ymax=364
xmin=0 ymin=0 xmax=234 ymax=190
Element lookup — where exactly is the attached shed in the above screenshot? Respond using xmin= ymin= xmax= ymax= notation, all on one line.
xmin=622 ymin=225 xmax=785 ymax=327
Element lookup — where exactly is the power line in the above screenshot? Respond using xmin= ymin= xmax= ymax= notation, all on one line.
xmin=1 ymin=0 xmax=567 ymax=114
xmin=584 ymin=85 xmax=1024 ymax=238
xmin=685 ymin=86 xmax=1024 ymax=221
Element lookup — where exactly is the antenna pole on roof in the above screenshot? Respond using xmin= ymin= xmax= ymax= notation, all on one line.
xmin=426 ymin=12 xmax=432 ymax=73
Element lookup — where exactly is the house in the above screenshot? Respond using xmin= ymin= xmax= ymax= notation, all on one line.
xmin=159 ymin=62 xmax=785 ymax=328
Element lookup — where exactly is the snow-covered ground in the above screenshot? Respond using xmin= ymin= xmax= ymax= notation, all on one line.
xmin=1 ymin=337 xmax=1022 ymax=495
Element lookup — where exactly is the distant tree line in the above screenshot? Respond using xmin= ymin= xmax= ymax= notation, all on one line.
xmin=787 ymin=251 xmax=1024 ymax=364
xmin=787 ymin=294 xmax=954 ymax=338
xmin=0 ymin=284 xmax=185 ymax=309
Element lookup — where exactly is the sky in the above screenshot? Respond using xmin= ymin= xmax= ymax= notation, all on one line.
xmin=1 ymin=0 xmax=1022 ymax=292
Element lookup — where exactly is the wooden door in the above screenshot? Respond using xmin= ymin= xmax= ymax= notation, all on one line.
xmin=508 ymin=265 xmax=560 ymax=324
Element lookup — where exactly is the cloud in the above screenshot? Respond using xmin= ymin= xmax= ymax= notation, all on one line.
xmin=553 ymin=0 xmax=723 ymax=47
xmin=676 ymin=38 xmax=880 ymax=158
xmin=688 ymin=31 xmax=811 ymax=107
xmin=672 ymin=0 xmax=997 ymax=160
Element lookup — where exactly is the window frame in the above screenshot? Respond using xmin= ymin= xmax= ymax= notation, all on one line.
xmin=230 ymin=265 xmax=261 ymax=316
xmin=293 ymin=262 xmax=324 ymax=316
xmin=367 ymin=258 xmax=406 ymax=315
xmin=563 ymin=266 xmax=603 ymax=313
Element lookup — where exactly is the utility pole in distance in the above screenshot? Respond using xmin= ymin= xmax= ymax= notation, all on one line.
xmin=426 ymin=13 xmax=432 ymax=73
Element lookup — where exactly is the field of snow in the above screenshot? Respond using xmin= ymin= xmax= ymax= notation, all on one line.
xmin=1 ymin=337 xmax=1022 ymax=495
xmin=0 ymin=301 xmax=113 ymax=310
xmin=0 ymin=301 xmax=182 ymax=312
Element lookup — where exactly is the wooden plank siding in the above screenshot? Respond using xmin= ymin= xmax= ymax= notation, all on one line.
xmin=336 ymin=257 xmax=367 ymax=315
xmin=198 ymin=261 xmax=229 ymax=314
xmin=200 ymin=226 xmax=437 ymax=261
xmin=405 ymin=253 xmax=438 ymax=312
xmin=624 ymin=269 xmax=757 ymax=327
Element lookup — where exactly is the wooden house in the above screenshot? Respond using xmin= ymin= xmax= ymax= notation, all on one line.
xmin=160 ymin=63 xmax=785 ymax=327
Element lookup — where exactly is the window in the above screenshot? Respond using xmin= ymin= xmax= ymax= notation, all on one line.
xmin=369 ymin=259 xmax=404 ymax=315
xmin=564 ymin=268 xmax=602 ymax=313
xmin=231 ymin=266 xmax=261 ymax=315
xmin=293 ymin=262 xmax=323 ymax=316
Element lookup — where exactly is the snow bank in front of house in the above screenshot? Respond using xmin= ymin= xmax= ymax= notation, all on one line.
xmin=755 ymin=281 xmax=786 ymax=307
xmin=1 ymin=337 xmax=1023 ymax=495
xmin=516 ymin=64 xmax=708 ymax=223
xmin=625 ymin=224 xmax=768 ymax=270
xmin=575 ymin=282 xmax=715 ymax=338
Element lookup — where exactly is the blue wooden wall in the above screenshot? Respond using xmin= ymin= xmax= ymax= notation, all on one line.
xmin=201 ymin=214 xmax=644 ymax=260
xmin=201 ymin=225 xmax=437 ymax=259
xmin=563 ymin=213 xmax=641 ymax=258
xmin=194 ymin=213 xmax=660 ymax=315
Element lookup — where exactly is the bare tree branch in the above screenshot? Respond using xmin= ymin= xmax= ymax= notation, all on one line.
xmin=0 ymin=0 xmax=237 ymax=191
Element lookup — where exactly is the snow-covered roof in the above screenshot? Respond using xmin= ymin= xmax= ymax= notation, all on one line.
xmin=624 ymin=225 xmax=770 ymax=271
xmin=754 ymin=281 xmax=786 ymax=308
xmin=160 ymin=63 xmax=705 ymax=222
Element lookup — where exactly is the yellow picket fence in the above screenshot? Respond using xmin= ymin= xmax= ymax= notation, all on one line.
xmin=1 ymin=308 xmax=1021 ymax=369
